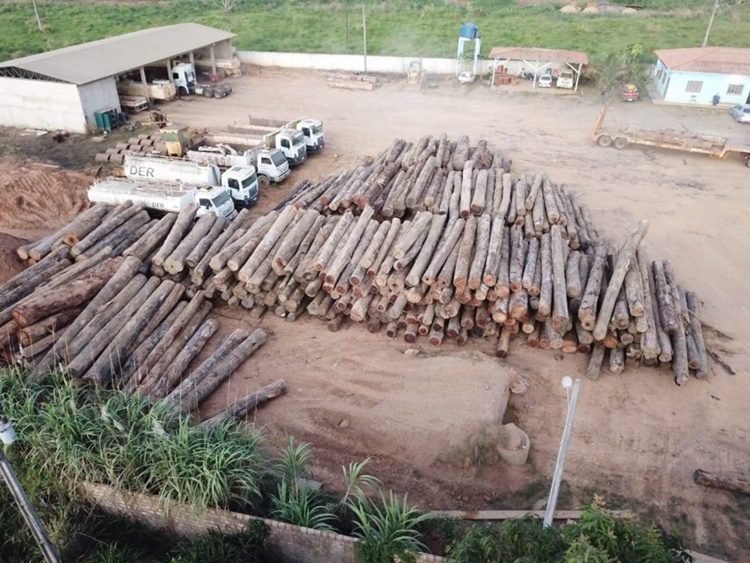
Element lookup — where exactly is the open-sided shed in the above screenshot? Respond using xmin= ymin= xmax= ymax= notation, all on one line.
xmin=489 ymin=47 xmax=589 ymax=91
xmin=0 ymin=23 xmax=235 ymax=133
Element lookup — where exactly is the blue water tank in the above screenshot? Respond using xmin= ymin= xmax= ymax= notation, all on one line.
xmin=460 ymin=23 xmax=478 ymax=39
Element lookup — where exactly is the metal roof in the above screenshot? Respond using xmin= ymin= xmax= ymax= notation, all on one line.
xmin=489 ymin=47 xmax=589 ymax=66
xmin=655 ymin=47 xmax=750 ymax=75
xmin=0 ymin=23 xmax=235 ymax=85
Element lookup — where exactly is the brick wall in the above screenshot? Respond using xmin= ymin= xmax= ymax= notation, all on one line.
xmin=81 ymin=483 xmax=444 ymax=563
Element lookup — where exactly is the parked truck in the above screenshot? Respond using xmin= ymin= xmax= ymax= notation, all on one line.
xmin=209 ymin=128 xmax=307 ymax=166
xmin=592 ymin=104 xmax=750 ymax=167
xmin=88 ymin=179 xmax=237 ymax=219
xmin=171 ymin=63 xmax=232 ymax=99
xmin=123 ymin=154 xmax=259 ymax=208
xmin=185 ymin=139 xmax=291 ymax=184
xmin=228 ymin=116 xmax=325 ymax=153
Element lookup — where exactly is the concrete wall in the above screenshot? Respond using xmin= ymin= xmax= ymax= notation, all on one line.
xmin=0 ymin=77 xmax=86 ymax=133
xmin=78 ymin=77 xmax=121 ymax=131
xmin=238 ymin=50 xmax=495 ymax=75
xmin=82 ymin=483 xmax=445 ymax=563
xmin=653 ymin=61 xmax=750 ymax=106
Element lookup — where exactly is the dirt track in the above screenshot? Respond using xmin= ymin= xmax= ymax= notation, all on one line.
xmin=1 ymin=68 xmax=748 ymax=558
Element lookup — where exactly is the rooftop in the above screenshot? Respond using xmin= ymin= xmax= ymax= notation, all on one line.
xmin=655 ymin=47 xmax=750 ymax=75
xmin=489 ymin=47 xmax=589 ymax=66
xmin=0 ymin=23 xmax=235 ymax=85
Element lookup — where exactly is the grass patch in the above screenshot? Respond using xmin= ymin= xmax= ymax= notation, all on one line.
xmin=0 ymin=0 xmax=748 ymax=62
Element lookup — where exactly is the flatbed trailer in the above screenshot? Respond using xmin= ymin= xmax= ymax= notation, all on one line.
xmin=592 ymin=104 xmax=750 ymax=167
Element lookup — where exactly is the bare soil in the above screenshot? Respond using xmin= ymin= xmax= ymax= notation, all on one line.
xmin=1 ymin=68 xmax=748 ymax=559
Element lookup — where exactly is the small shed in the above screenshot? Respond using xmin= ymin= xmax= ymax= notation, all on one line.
xmin=0 ymin=23 xmax=235 ymax=133
xmin=652 ymin=47 xmax=750 ymax=106
xmin=489 ymin=47 xmax=589 ymax=91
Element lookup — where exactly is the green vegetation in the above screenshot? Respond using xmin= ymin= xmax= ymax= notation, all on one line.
xmin=0 ymin=0 xmax=748 ymax=63
xmin=0 ymin=366 xmax=703 ymax=561
xmin=445 ymin=498 xmax=693 ymax=563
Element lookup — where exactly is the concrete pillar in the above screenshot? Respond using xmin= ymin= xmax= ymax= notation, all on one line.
xmin=166 ymin=59 xmax=172 ymax=82
xmin=210 ymin=45 xmax=217 ymax=75
xmin=139 ymin=66 xmax=150 ymax=103
xmin=189 ymin=51 xmax=195 ymax=69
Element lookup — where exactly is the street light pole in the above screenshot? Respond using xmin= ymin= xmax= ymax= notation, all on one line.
xmin=702 ymin=0 xmax=720 ymax=48
xmin=0 ymin=416 xmax=60 ymax=563
xmin=543 ymin=377 xmax=581 ymax=528
xmin=362 ymin=4 xmax=367 ymax=74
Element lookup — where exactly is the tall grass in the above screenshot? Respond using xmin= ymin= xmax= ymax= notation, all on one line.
xmin=0 ymin=0 xmax=747 ymax=62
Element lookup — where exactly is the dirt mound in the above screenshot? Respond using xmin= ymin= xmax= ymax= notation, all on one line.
xmin=0 ymin=232 xmax=29 ymax=284
xmin=0 ymin=159 xmax=91 ymax=231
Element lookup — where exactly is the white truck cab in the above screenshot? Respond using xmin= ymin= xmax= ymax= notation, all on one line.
xmin=222 ymin=165 xmax=259 ymax=208
xmin=274 ymin=128 xmax=307 ymax=166
xmin=294 ymin=118 xmax=325 ymax=152
xmin=186 ymin=141 xmax=290 ymax=184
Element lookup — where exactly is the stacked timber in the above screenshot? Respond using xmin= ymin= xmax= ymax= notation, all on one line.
xmin=5 ymin=135 xmax=713 ymax=387
xmin=1 ymin=205 xmax=271 ymax=416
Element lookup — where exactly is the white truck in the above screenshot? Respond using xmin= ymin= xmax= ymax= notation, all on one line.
xmin=556 ymin=70 xmax=574 ymax=89
xmin=229 ymin=117 xmax=325 ymax=153
xmin=171 ymin=63 xmax=232 ymax=99
xmin=88 ymin=179 xmax=237 ymax=220
xmin=209 ymin=128 xmax=307 ymax=167
xmin=123 ymin=154 xmax=259 ymax=208
xmin=185 ymin=139 xmax=290 ymax=185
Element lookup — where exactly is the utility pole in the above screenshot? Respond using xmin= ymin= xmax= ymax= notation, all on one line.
xmin=702 ymin=0 xmax=720 ymax=48
xmin=0 ymin=416 xmax=60 ymax=563
xmin=543 ymin=377 xmax=581 ymax=528
xmin=31 ymin=0 xmax=43 ymax=31
xmin=362 ymin=4 xmax=367 ymax=74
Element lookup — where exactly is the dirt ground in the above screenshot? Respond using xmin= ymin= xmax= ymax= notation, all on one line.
xmin=1 ymin=68 xmax=748 ymax=558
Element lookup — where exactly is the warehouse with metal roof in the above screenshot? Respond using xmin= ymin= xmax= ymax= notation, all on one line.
xmin=0 ymin=23 xmax=235 ymax=133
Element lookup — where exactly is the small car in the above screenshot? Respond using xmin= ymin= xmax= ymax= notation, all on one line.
xmin=619 ymin=83 xmax=640 ymax=102
xmin=730 ymin=104 xmax=750 ymax=123
xmin=538 ymin=73 xmax=553 ymax=88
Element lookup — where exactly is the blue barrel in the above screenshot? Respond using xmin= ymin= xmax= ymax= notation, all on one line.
xmin=460 ymin=23 xmax=478 ymax=39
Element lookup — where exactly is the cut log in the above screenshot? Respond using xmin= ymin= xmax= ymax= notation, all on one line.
xmin=693 ymin=469 xmax=750 ymax=496
xmin=468 ymin=214 xmax=491 ymax=290
xmin=592 ymin=221 xmax=648 ymax=341
xmin=451 ymin=135 xmax=470 ymax=170
xmin=550 ymin=225 xmax=569 ymax=333
xmin=685 ymin=291 xmax=708 ymax=379
xmin=565 ymin=251 xmax=582 ymax=298
xmin=148 ymin=316 xmax=218 ymax=399
xmin=422 ymin=219 xmax=465 ymax=286
xmin=151 ymin=204 xmax=199 ymax=267
xmin=623 ymin=258 xmax=646 ymax=317
xmin=521 ymin=237 xmax=539 ymax=292
xmin=586 ymin=343 xmax=606 ymax=380
xmin=161 ymin=329 xmax=251 ymax=411
xmin=325 ymin=206 xmax=376 ymax=285
xmin=238 ymin=207 xmax=297 ymax=282
xmin=514 ymin=177 xmax=527 ymax=225
xmin=72 ymin=202 xmax=145 ymax=258
xmin=537 ymin=233 xmax=552 ymax=319
xmin=160 ymin=213 xmax=213 ymax=275
xmin=142 ymin=300 xmax=213 ymax=397
xmin=84 ymin=279 xmax=177 ymax=386
xmin=470 ymin=169 xmax=488 ymax=215
xmin=65 ymin=275 xmax=156 ymax=377
xmin=541 ymin=176 xmax=559 ymax=224
xmin=202 ymin=379 xmax=287 ymax=428
xmin=453 ymin=215 xmax=477 ymax=289
xmin=168 ymin=328 xmax=268 ymax=416
xmin=608 ymin=345 xmax=625 ymax=375
xmin=60 ymin=203 xmax=111 ymax=247
xmin=525 ymin=173 xmax=543 ymax=210
xmin=508 ymin=225 xmax=525 ymax=293
xmin=17 ymin=307 xmax=80 ymax=348
xmin=482 ymin=217 xmax=505 ymax=288
xmin=406 ymin=214 xmax=447 ymax=287
xmin=652 ymin=260 xmax=678 ymax=334
xmin=13 ymin=258 xmax=121 ymax=328
xmin=669 ymin=282 xmax=690 ymax=386
xmin=191 ymin=210 xmax=248 ymax=283
xmin=185 ymin=215 xmax=227 ymax=269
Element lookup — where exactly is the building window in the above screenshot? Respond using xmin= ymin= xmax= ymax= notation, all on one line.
xmin=685 ymin=81 xmax=703 ymax=93
xmin=727 ymin=84 xmax=744 ymax=96
xmin=656 ymin=69 xmax=662 ymax=79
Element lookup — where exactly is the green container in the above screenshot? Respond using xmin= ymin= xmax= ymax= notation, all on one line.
xmin=94 ymin=108 xmax=118 ymax=132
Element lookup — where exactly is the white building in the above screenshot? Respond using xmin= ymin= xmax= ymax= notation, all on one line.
xmin=0 ymin=23 xmax=235 ymax=133
xmin=652 ymin=47 xmax=750 ymax=106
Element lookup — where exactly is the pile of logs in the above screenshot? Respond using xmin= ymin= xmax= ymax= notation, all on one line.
xmin=3 ymin=134 xmax=711 ymax=386
xmin=324 ymin=72 xmax=383 ymax=91
xmin=0 ymin=205 xmax=275 ymax=420
xmin=94 ymin=132 xmax=166 ymax=165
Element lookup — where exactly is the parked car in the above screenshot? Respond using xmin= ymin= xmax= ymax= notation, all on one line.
xmin=556 ymin=70 xmax=574 ymax=89
xmin=619 ymin=83 xmax=640 ymax=102
xmin=538 ymin=71 xmax=553 ymax=88
xmin=730 ymin=104 xmax=750 ymax=123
